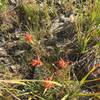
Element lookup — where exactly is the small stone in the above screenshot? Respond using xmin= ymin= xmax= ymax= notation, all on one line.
xmin=0 ymin=47 xmax=7 ymax=56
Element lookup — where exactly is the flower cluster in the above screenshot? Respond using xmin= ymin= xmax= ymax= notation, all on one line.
xmin=24 ymin=34 xmax=71 ymax=90
xmin=56 ymin=58 xmax=71 ymax=69
xmin=43 ymin=77 xmax=54 ymax=89
xmin=31 ymin=58 xmax=43 ymax=67
xmin=24 ymin=34 xmax=33 ymax=43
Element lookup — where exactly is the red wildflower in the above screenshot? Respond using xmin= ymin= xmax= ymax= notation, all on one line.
xmin=43 ymin=77 xmax=54 ymax=89
xmin=24 ymin=34 xmax=33 ymax=43
xmin=57 ymin=58 xmax=70 ymax=68
xmin=31 ymin=58 xmax=42 ymax=67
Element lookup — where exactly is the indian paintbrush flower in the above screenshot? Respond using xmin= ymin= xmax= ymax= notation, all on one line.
xmin=31 ymin=57 xmax=42 ymax=67
xmin=56 ymin=58 xmax=71 ymax=68
xmin=24 ymin=34 xmax=33 ymax=43
xmin=43 ymin=77 xmax=54 ymax=89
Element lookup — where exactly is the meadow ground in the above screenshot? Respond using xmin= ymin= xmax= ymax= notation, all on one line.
xmin=0 ymin=0 xmax=100 ymax=100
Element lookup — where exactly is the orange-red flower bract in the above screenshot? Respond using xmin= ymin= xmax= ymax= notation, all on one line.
xmin=43 ymin=77 xmax=54 ymax=89
xmin=57 ymin=58 xmax=66 ymax=68
xmin=31 ymin=58 xmax=42 ymax=67
xmin=24 ymin=34 xmax=33 ymax=43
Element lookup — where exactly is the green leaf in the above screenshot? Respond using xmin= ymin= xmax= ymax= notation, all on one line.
xmin=80 ymin=67 xmax=96 ymax=85
xmin=61 ymin=94 xmax=69 ymax=100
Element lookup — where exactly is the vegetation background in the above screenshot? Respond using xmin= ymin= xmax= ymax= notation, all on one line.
xmin=0 ymin=0 xmax=100 ymax=100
